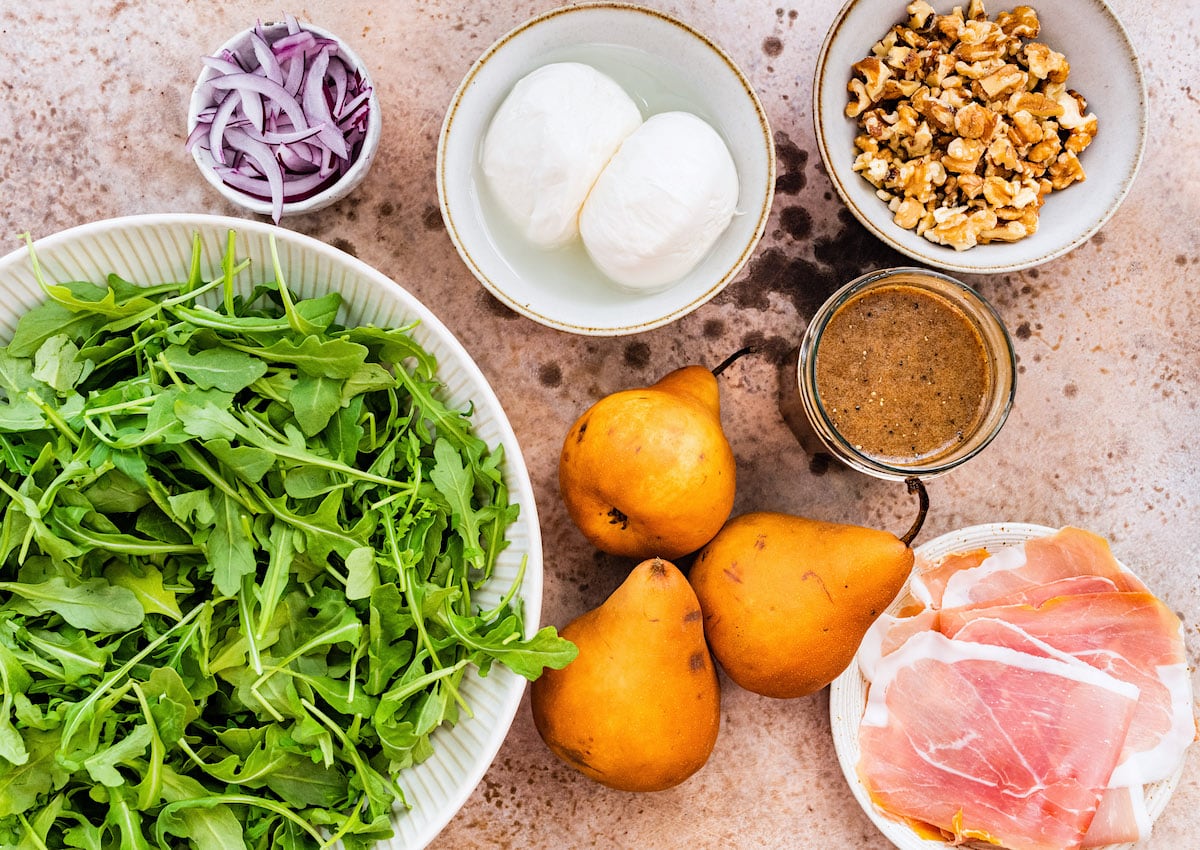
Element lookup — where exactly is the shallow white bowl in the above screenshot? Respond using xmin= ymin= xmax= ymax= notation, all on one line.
xmin=829 ymin=523 xmax=1187 ymax=850
xmin=187 ymin=21 xmax=382 ymax=219
xmin=814 ymin=0 xmax=1146 ymax=274
xmin=437 ymin=2 xmax=775 ymax=336
xmin=0 ymin=213 xmax=541 ymax=850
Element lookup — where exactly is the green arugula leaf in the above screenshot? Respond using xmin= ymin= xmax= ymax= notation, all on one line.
xmin=160 ymin=344 xmax=268 ymax=392
xmin=0 ymin=577 xmax=144 ymax=633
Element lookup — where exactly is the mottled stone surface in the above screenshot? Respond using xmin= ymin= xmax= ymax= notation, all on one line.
xmin=1 ymin=1 xmax=1196 ymax=848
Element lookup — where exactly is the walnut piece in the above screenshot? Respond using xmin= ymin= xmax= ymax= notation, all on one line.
xmin=846 ymin=0 xmax=1097 ymax=250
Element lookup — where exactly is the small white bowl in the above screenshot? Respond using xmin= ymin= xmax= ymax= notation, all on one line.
xmin=437 ymin=2 xmax=776 ymax=336
xmin=814 ymin=0 xmax=1146 ymax=274
xmin=187 ymin=21 xmax=382 ymax=220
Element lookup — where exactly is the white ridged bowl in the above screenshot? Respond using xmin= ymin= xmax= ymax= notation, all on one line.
xmin=830 ymin=523 xmax=1187 ymax=850
xmin=0 ymin=214 xmax=541 ymax=850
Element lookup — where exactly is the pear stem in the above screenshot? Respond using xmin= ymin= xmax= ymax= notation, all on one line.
xmin=711 ymin=346 xmax=755 ymax=377
xmin=900 ymin=476 xmax=929 ymax=547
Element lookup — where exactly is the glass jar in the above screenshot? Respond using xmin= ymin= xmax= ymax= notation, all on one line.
xmin=797 ymin=267 xmax=1016 ymax=481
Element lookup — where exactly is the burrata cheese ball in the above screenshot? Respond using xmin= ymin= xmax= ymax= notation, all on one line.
xmin=481 ymin=62 xmax=643 ymax=249
xmin=579 ymin=111 xmax=739 ymax=290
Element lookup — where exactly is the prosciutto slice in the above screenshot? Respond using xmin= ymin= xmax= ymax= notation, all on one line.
xmin=943 ymin=592 xmax=1193 ymax=786
xmin=859 ymin=630 xmax=1140 ymax=850
xmin=1081 ymin=784 xmax=1151 ymax=847
xmin=938 ymin=527 xmax=1146 ymax=609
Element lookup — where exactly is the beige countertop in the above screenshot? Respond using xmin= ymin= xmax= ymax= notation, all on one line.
xmin=1 ymin=1 xmax=1196 ymax=848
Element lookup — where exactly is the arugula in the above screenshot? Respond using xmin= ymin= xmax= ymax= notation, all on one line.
xmin=0 ymin=232 xmax=577 ymax=849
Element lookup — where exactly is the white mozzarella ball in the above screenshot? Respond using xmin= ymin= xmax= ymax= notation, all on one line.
xmin=481 ymin=63 xmax=643 ymax=249
xmin=579 ymin=111 xmax=740 ymax=291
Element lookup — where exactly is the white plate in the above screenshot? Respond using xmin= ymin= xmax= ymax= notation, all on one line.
xmin=814 ymin=0 xmax=1147 ymax=273
xmin=829 ymin=523 xmax=1187 ymax=850
xmin=437 ymin=2 xmax=775 ymax=335
xmin=0 ymin=213 xmax=542 ymax=850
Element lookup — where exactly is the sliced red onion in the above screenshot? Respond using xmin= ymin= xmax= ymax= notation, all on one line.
xmin=301 ymin=47 xmax=350 ymax=161
xmin=278 ymin=143 xmax=321 ymax=173
xmin=221 ymin=127 xmax=286 ymax=223
xmin=188 ymin=19 xmax=374 ymax=223
xmin=208 ymin=91 xmax=242 ymax=165
xmin=215 ymin=164 xmax=333 ymax=198
xmin=249 ymin=31 xmax=284 ymax=88
xmin=260 ymin=124 xmax=325 ymax=145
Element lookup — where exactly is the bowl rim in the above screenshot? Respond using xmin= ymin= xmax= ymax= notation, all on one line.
xmin=435 ymin=0 xmax=777 ymax=336
xmin=0 ymin=212 xmax=542 ymax=850
xmin=186 ymin=21 xmax=383 ymax=217
xmin=812 ymin=0 xmax=1148 ymax=274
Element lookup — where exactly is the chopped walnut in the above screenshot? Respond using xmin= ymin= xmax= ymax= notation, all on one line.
xmin=845 ymin=0 xmax=1097 ymax=250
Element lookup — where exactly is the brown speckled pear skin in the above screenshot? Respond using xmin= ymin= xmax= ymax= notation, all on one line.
xmin=689 ymin=512 xmax=914 ymax=699
xmin=530 ymin=558 xmax=721 ymax=792
xmin=558 ymin=365 xmax=736 ymax=560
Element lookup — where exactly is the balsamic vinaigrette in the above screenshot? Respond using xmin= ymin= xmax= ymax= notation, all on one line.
xmin=813 ymin=283 xmax=991 ymax=464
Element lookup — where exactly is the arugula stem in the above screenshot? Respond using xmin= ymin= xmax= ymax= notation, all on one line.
xmin=176 ymin=443 xmax=260 ymax=514
xmin=478 ymin=554 xmax=528 ymax=624
xmin=156 ymin=795 xmax=327 ymax=847
xmin=377 ymin=658 xmax=470 ymax=707
xmin=131 ymin=682 xmax=165 ymax=809
xmin=240 ymin=573 xmax=263 ymax=677
xmin=15 ymin=814 xmax=50 ymax=850
xmin=238 ymin=425 xmax=406 ymax=488
xmin=25 ymin=391 xmax=81 ymax=448
xmin=59 ymin=602 xmax=207 ymax=749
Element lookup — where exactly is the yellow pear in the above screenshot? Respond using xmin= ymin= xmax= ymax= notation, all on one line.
xmin=558 ymin=360 xmax=740 ymax=560
xmin=530 ymin=558 xmax=721 ymax=792
xmin=689 ymin=511 xmax=915 ymax=699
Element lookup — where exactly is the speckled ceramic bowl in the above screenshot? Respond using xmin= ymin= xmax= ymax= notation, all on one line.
xmin=437 ymin=2 xmax=775 ymax=336
xmin=187 ymin=21 xmax=382 ymax=220
xmin=814 ymin=0 xmax=1146 ymax=274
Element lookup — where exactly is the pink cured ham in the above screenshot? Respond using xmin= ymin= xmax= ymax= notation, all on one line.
xmin=943 ymin=592 xmax=1193 ymax=786
xmin=909 ymin=547 xmax=989 ymax=608
xmin=1080 ymin=784 xmax=1151 ymax=848
xmin=858 ymin=630 xmax=1140 ymax=850
xmin=857 ymin=607 xmax=939 ymax=683
xmin=938 ymin=527 xmax=1146 ymax=610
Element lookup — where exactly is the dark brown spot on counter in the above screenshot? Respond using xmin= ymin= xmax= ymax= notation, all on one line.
xmin=1063 ymin=382 xmax=1078 ymax=398
xmin=1015 ymin=321 xmax=1032 ymax=340
xmin=330 ymin=238 xmax=357 ymax=257
xmin=479 ymin=290 xmax=521 ymax=319
xmin=538 ymin=362 xmax=562 ymax=388
xmin=780 ymin=205 xmax=813 ymax=241
xmin=703 ymin=318 xmax=725 ymax=338
xmin=623 ymin=341 xmax=651 ymax=369
xmin=762 ymin=36 xmax=783 ymax=57
xmin=422 ymin=204 xmax=443 ymax=230
xmin=774 ymin=133 xmax=808 ymax=195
